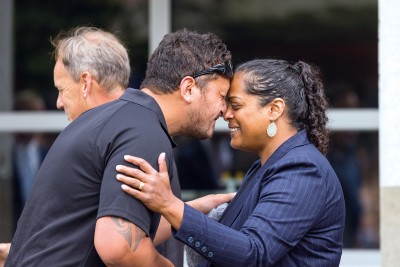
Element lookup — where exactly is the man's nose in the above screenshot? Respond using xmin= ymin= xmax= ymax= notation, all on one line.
xmin=56 ymin=95 xmax=64 ymax=110
xmin=223 ymin=110 xmax=231 ymax=121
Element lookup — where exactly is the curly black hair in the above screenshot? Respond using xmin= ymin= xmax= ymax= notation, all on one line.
xmin=141 ymin=28 xmax=231 ymax=94
xmin=235 ymin=59 xmax=329 ymax=155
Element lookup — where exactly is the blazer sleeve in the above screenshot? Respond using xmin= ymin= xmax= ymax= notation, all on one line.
xmin=174 ymin=157 xmax=328 ymax=266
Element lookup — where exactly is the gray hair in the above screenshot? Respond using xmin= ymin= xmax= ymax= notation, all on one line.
xmin=51 ymin=27 xmax=131 ymax=92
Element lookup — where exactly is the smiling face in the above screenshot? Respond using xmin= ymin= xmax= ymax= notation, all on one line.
xmin=186 ymin=76 xmax=230 ymax=139
xmin=54 ymin=58 xmax=88 ymax=121
xmin=223 ymin=72 xmax=270 ymax=154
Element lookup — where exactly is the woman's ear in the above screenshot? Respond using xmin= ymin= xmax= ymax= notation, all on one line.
xmin=267 ymin=98 xmax=286 ymax=121
xmin=179 ymin=76 xmax=197 ymax=103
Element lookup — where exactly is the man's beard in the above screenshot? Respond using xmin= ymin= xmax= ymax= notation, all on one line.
xmin=183 ymin=107 xmax=213 ymax=140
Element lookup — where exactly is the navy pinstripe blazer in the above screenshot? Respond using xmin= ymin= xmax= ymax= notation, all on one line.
xmin=174 ymin=130 xmax=345 ymax=267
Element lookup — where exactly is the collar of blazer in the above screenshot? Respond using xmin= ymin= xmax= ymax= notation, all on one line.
xmin=218 ymin=130 xmax=310 ymax=226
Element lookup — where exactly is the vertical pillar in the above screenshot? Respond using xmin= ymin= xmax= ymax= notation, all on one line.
xmin=0 ymin=0 xmax=13 ymax=109
xmin=149 ymin=0 xmax=171 ymax=55
xmin=378 ymin=0 xmax=400 ymax=265
xmin=0 ymin=0 xmax=14 ymax=241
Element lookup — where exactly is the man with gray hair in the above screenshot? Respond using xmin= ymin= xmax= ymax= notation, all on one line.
xmin=6 ymin=27 xmax=180 ymax=266
xmin=5 ymin=27 xmax=233 ymax=266
xmin=52 ymin=26 xmax=130 ymax=122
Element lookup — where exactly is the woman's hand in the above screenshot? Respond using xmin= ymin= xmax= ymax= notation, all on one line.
xmin=116 ymin=153 xmax=185 ymax=229
xmin=187 ymin=193 xmax=235 ymax=215
xmin=116 ymin=153 xmax=235 ymax=229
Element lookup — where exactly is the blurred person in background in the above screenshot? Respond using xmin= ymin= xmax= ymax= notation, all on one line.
xmin=11 ymin=89 xmax=48 ymax=231
xmin=327 ymin=88 xmax=363 ymax=248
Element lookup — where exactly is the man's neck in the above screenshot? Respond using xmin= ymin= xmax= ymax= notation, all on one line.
xmin=141 ymin=88 xmax=184 ymax=137
xmin=91 ymin=86 xmax=125 ymax=108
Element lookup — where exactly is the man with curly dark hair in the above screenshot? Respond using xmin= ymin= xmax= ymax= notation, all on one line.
xmin=6 ymin=27 xmax=233 ymax=267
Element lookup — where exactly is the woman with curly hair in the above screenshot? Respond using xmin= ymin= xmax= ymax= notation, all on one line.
xmin=116 ymin=59 xmax=345 ymax=267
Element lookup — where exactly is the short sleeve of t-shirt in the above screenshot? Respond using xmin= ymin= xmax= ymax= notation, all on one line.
xmin=96 ymin=102 xmax=174 ymax=238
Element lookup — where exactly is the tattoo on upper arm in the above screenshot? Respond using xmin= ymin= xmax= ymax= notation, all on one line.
xmin=112 ymin=217 xmax=133 ymax=247
xmin=134 ymin=225 xmax=146 ymax=251
xmin=111 ymin=217 xmax=146 ymax=252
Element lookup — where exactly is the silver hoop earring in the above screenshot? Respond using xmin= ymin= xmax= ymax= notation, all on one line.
xmin=267 ymin=121 xmax=277 ymax=137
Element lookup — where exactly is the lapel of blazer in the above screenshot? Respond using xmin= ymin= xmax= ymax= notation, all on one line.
xmin=219 ymin=160 xmax=260 ymax=226
xmin=264 ymin=129 xmax=310 ymax=167
xmin=219 ymin=161 xmax=262 ymax=227
xmin=219 ymin=130 xmax=310 ymax=228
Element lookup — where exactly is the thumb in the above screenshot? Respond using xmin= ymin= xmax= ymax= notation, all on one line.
xmin=158 ymin=152 xmax=168 ymax=176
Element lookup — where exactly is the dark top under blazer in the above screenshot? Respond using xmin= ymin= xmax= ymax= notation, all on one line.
xmin=174 ymin=130 xmax=345 ymax=267
xmin=6 ymin=88 xmax=176 ymax=267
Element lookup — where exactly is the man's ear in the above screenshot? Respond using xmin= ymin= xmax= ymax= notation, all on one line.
xmin=179 ymin=76 xmax=197 ymax=103
xmin=266 ymin=98 xmax=286 ymax=120
xmin=80 ymin=72 xmax=93 ymax=98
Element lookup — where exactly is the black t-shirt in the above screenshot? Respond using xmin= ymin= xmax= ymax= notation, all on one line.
xmin=6 ymin=89 xmax=176 ymax=266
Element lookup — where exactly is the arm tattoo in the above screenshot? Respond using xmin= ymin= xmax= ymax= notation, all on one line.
xmin=134 ymin=226 xmax=146 ymax=251
xmin=112 ymin=217 xmax=133 ymax=248
xmin=111 ymin=217 xmax=146 ymax=252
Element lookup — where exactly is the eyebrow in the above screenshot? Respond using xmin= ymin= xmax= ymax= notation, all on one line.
xmin=227 ymin=96 xmax=241 ymax=101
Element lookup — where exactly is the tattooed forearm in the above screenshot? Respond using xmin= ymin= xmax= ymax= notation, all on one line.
xmin=111 ymin=217 xmax=146 ymax=252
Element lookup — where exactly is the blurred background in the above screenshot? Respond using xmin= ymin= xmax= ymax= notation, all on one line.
xmin=0 ymin=0 xmax=378 ymax=255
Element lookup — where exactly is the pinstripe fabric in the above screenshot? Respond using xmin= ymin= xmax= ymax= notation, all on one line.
xmin=174 ymin=130 xmax=345 ymax=267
